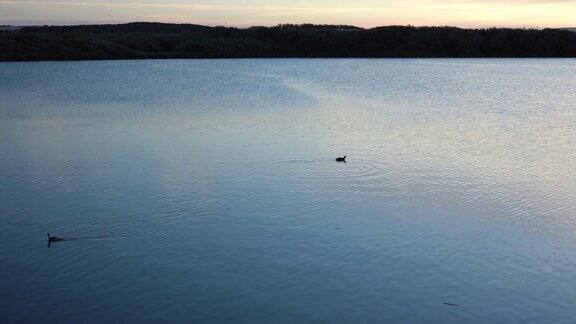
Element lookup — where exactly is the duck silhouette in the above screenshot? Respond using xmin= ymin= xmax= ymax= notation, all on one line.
xmin=47 ymin=233 xmax=64 ymax=243
xmin=335 ymin=156 xmax=346 ymax=162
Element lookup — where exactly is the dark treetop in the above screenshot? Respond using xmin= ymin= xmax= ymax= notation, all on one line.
xmin=1 ymin=22 xmax=576 ymax=61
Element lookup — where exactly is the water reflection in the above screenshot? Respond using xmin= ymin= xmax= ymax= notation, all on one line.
xmin=2 ymin=59 xmax=576 ymax=322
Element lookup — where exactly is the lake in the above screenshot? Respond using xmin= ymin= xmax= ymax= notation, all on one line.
xmin=1 ymin=59 xmax=576 ymax=323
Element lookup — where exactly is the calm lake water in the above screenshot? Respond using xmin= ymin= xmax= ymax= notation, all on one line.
xmin=2 ymin=59 xmax=576 ymax=323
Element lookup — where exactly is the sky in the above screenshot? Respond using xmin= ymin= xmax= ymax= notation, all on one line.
xmin=0 ymin=0 xmax=574 ymax=28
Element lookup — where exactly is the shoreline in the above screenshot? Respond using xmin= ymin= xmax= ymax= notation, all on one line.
xmin=2 ymin=23 xmax=576 ymax=61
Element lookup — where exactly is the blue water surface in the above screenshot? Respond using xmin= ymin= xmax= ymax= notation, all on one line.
xmin=2 ymin=59 xmax=576 ymax=323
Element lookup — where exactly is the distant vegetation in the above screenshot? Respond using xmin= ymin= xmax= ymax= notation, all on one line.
xmin=1 ymin=22 xmax=576 ymax=61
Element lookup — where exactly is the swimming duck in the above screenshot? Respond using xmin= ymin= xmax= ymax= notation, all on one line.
xmin=47 ymin=233 xmax=63 ymax=242
xmin=335 ymin=156 xmax=346 ymax=162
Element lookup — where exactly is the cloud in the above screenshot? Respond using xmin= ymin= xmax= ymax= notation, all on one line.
xmin=1 ymin=0 xmax=574 ymax=27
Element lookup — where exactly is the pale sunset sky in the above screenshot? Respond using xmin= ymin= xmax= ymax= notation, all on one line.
xmin=0 ymin=0 xmax=574 ymax=27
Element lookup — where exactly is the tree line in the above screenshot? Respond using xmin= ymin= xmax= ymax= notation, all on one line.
xmin=1 ymin=22 xmax=576 ymax=61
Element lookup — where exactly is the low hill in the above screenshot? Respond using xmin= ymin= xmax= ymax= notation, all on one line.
xmin=1 ymin=22 xmax=576 ymax=61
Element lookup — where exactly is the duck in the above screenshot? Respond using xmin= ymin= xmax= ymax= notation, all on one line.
xmin=47 ymin=233 xmax=64 ymax=242
xmin=335 ymin=156 xmax=346 ymax=162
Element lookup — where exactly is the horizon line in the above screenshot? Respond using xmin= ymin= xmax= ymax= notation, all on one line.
xmin=1 ymin=21 xmax=575 ymax=30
